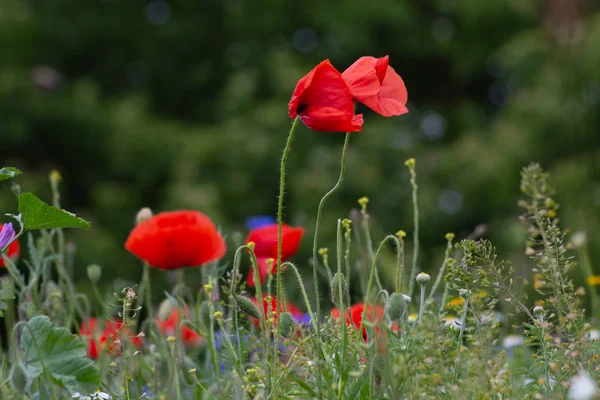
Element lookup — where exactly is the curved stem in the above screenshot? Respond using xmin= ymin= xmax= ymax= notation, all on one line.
xmin=311 ymin=132 xmax=351 ymax=399
xmin=359 ymin=235 xmax=400 ymax=335
xmin=276 ymin=117 xmax=300 ymax=333
xmin=428 ymin=236 xmax=454 ymax=302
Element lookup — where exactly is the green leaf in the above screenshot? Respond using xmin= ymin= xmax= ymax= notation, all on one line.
xmin=18 ymin=193 xmax=91 ymax=230
xmin=20 ymin=316 xmax=100 ymax=393
xmin=0 ymin=167 xmax=22 ymax=182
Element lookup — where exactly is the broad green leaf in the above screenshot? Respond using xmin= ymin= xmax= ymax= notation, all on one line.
xmin=20 ymin=316 xmax=100 ymax=393
xmin=0 ymin=167 xmax=22 ymax=182
xmin=18 ymin=193 xmax=91 ymax=230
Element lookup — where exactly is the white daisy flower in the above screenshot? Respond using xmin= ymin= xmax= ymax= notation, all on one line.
xmin=568 ymin=370 xmax=597 ymax=400
xmin=502 ymin=334 xmax=524 ymax=349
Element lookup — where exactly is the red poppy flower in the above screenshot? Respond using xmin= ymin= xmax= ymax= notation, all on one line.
xmin=0 ymin=223 xmax=20 ymax=268
xmin=289 ymin=60 xmax=364 ymax=132
xmin=245 ymin=224 xmax=304 ymax=287
xmin=125 ymin=210 xmax=226 ymax=270
xmin=80 ymin=318 xmax=142 ymax=360
xmin=342 ymin=55 xmax=408 ymax=117
xmin=250 ymin=295 xmax=304 ymax=328
xmin=157 ymin=306 xmax=205 ymax=347
xmin=331 ymin=303 xmax=387 ymax=342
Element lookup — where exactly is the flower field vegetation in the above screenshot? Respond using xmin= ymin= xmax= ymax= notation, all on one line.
xmin=0 ymin=55 xmax=599 ymax=399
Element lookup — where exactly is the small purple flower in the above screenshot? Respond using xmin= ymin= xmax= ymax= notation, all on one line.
xmin=0 ymin=223 xmax=16 ymax=249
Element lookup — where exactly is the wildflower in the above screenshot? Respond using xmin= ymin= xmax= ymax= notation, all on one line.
xmin=332 ymin=303 xmax=385 ymax=342
xmin=416 ymin=272 xmax=430 ymax=285
xmin=79 ymin=318 xmax=142 ymax=360
xmin=124 ymin=210 xmax=226 ymax=270
xmin=342 ymin=55 xmax=408 ymax=117
xmin=245 ymin=215 xmax=276 ymax=230
xmin=71 ymin=390 xmax=111 ymax=399
xmin=442 ymin=315 xmax=462 ymax=329
xmin=568 ymin=370 xmax=597 ymax=400
xmin=502 ymin=334 xmax=525 ymax=349
xmin=156 ymin=303 xmax=205 ymax=347
xmin=585 ymin=329 xmax=600 ymax=341
xmin=245 ymin=223 xmax=304 ymax=287
xmin=0 ymin=223 xmax=20 ymax=267
xmin=288 ymin=60 xmax=363 ymax=132
xmin=586 ymin=275 xmax=600 ymax=286
xmin=249 ymin=295 xmax=304 ymax=328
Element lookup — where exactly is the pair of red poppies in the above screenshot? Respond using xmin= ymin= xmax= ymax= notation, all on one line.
xmin=124 ymin=211 xmax=304 ymax=288
xmin=289 ymin=56 xmax=408 ymax=132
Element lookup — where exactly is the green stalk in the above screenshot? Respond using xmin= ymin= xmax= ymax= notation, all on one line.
xmin=428 ymin=234 xmax=454 ymax=302
xmin=336 ymin=220 xmax=348 ymax=400
xmin=311 ymin=132 xmax=352 ymax=399
xmin=406 ymin=159 xmax=419 ymax=298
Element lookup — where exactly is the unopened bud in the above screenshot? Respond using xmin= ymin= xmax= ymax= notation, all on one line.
xmin=279 ymin=312 xmax=295 ymax=338
xmin=396 ymin=230 xmax=407 ymax=239
xmin=404 ymin=158 xmax=416 ymax=169
xmin=86 ymin=264 xmax=102 ymax=283
xmin=199 ymin=301 xmax=212 ymax=329
xmin=49 ymin=170 xmax=62 ymax=186
xmin=402 ymin=294 xmax=412 ymax=305
xmin=357 ymin=197 xmax=369 ymax=208
xmin=416 ymin=272 xmax=430 ymax=285
xmin=158 ymin=299 xmax=176 ymax=321
xmin=386 ymin=293 xmax=407 ymax=321
xmin=10 ymin=362 xmax=28 ymax=394
xmin=329 ymin=273 xmax=347 ymax=307
xmin=136 ymin=207 xmax=153 ymax=225
xmin=235 ymin=296 xmax=261 ymax=320
xmin=533 ymin=306 xmax=545 ymax=316
xmin=445 ymin=233 xmax=455 ymax=241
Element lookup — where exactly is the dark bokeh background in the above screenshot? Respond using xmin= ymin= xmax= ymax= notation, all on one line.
xmin=0 ymin=0 xmax=599 ymax=294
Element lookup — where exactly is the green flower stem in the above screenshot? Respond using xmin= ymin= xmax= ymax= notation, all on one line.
xmin=359 ymin=235 xmax=400 ymax=334
xmin=142 ymin=263 xmax=153 ymax=334
xmin=578 ymin=245 xmax=599 ymax=321
xmin=418 ymin=284 xmax=426 ymax=321
xmin=276 ymin=117 xmax=300 ymax=338
xmin=395 ymin=235 xmax=405 ymax=293
xmin=453 ymin=295 xmax=469 ymax=384
xmin=280 ymin=262 xmax=315 ymax=334
xmin=428 ymin=235 xmax=454 ymax=302
xmin=361 ymin=214 xmax=383 ymax=291
xmin=311 ymin=132 xmax=352 ymax=399
xmin=336 ymin=219 xmax=348 ymax=391
xmin=169 ymin=338 xmax=183 ymax=400
xmin=407 ymin=163 xmax=419 ymax=298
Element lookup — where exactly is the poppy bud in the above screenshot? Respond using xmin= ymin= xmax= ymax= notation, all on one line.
xmin=199 ymin=301 xmax=212 ymax=330
xmin=158 ymin=299 xmax=176 ymax=321
xmin=279 ymin=312 xmax=295 ymax=339
xmin=235 ymin=295 xmax=261 ymax=320
xmin=136 ymin=207 xmax=153 ymax=225
xmin=10 ymin=362 xmax=28 ymax=394
xmin=386 ymin=293 xmax=407 ymax=322
xmin=86 ymin=264 xmax=102 ymax=283
xmin=329 ymin=272 xmax=347 ymax=307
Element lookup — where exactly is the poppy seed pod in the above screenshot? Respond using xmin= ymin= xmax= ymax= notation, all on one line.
xmin=386 ymin=293 xmax=407 ymax=322
xmin=235 ymin=295 xmax=261 ymax=320
xmin=278 ymin=312 xmax=295 ymax=339
xmin=329 ymin=272 xmax=347 ymax=306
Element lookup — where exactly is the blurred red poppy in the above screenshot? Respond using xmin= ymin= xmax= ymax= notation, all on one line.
xmin=250 ymin=295 xmax=304 ymax=328
xmin=289 ymin=60 xmax=363 ymax=132
xmin=80 ymin=318 xmax=142 ymax=360
xmin=245 ymin=223 xmax=304 ymax=287
xmin=125 ymin=210 xmax=226 ymax=270
xmin=157 ymin=306 xmax=205 ymax=347
xmin=342 ymin=55 xmax=408 ymax=117
xmin=0 ymin=223 xmax=20 ymax=268
xmin=331 ymin=303 xmax=388 ymax=342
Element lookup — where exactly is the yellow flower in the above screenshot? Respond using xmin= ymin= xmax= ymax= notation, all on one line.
xmin=446 ymin=297 xmax=464 ymax=308
xmin=586 ymin=275 xmax=600 ymax=286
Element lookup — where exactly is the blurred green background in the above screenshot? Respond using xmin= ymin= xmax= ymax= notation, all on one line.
xmin=0 ymin=0 xmax=598 ymax=297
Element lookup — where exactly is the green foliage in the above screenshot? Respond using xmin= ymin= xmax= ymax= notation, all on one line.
xmin=20 ymin=316 xmax=100 ymax=394
xmin=18 ymin=192 xmax=91 ymax=230
xmin=0 ymin=168 xmax=22 ymax=182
